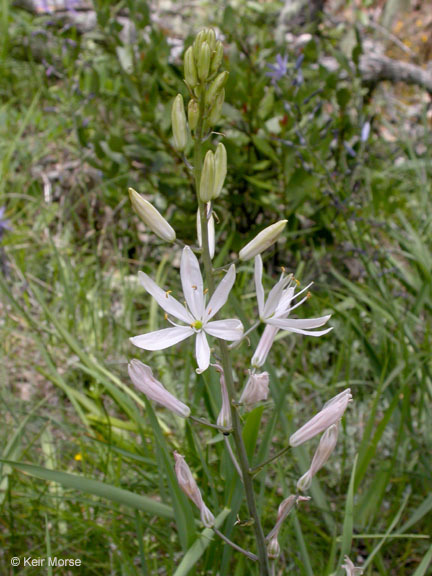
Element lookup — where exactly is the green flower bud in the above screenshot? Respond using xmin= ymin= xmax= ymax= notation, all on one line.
xmin=208 ymin=89 xmax=224 ymax=126
xmin=184 ymin=46 xmax=197 ymax=88
xmin=213 ymin=143 xmax=227 ymax=198
xmin=171 ymin=94 xmax=187 ymax=152
xmin=205 ymin=28 xmax=216 ymax=51
xmin=193 ymin=30 xmax=207 ymax=59
xmin=129 ymin=188 xmax=176 ymax=242
xmin=188 ymin=99 xmax=199 ymax=131
xmin=199 ymin=150 xmax=215 ymax=203
xmin=239 ymin=220 xmax=288 ymax=261
xmin=210 ymin=41 xmax=224 ymax=75
xmin=206 ymin=71 xmax=229 ymax=107
xmin=197 ymin=42 xmax=211 ymax=82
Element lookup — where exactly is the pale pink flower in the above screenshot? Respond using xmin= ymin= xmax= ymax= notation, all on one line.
xmin=128 ymin=360 xmax=190 ymax=418
xmin=174 ymin=451 xmax=215 ymax=527
xmin=297 ymin=424 xmax=339 ymax=491
xmin=341 ymin=555 xmax=364 ymax=575
xmin=266 ymin=495 xmax=310 ymax=557
xmin=239 ymin=371 xmax=270 ymax=408
xmin=252 ymin=255 xmax=332 ymax=367
xmin=213 ymin=364 xmax=232 ymax=429
xmin=289 ymin=389 xmax=352 ymax=447
xmin=131 ymin=246 xmax=243 ymax=373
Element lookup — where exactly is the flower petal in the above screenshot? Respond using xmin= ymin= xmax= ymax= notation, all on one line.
xmin=205 ymin=264 xmax=236 ymax=321
xmin=130 ymin=326 xmax=193 ymax=350
xmin=205 ymin=319 xmax=244 ymax=341
xmin=195 ymin=331 xmax=211 ymax=373
xmin=181 ymin=246 xmax=205 ymax=320
xmin=263 ymin=275 xmax=291 ymax=319
xmin=267 ymin=315 xmax=331 ymax=330
xmin=254 ymin=256 xmax=265 ymax=318
xmin=138 ymin=272 xmax=193 ymax=324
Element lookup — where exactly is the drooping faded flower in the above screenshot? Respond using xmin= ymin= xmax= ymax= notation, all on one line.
xmin=131 ymin=246 xmax=243 ymax=373
xmin=266 ymin=494 xmax=310 ymax=558
xmin=297 ymin=423 xmax=339 ymax=491
xmin=289 ymin=389 xmax=352 ymax=447
xmin=213 ymin=364 xmax=232 ymax=430
xmin=341 ymin=555 xmax=364 ymax=575
xmin=252 ymin=255 xmax=332 ymax=367
xmin=128 ymin=359 xmax=190 ymax=418
xmin=239 ymin=371 xmax=270 ymax=409
xmin=174 ymin=451 xmax=215 ymax=528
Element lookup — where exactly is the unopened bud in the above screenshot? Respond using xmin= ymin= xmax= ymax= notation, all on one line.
xmin=267 ymin=537 xmax=280 ymax=559
xmin=239 ymin=220 xmax=287 ymax=261
xmin=205 ymin=28 xmax=216 ymax=51
xmin=206 ymin=71 xmax=229 ymax=107
xmin=297 ymin=424 xmax=339 ymax=491
xmin=208 ymin=89 xmax=225 ymax=126
xmin=193 ymin=30 xmax=206 ymax=59
xmin=129 ymin=188 xmax=176 ymax=242
xmin=289 ymin=390 xmax=352 ymax=447
xmin=128 ymin=360 xmax=190 ymax=418
xmin=210 ymin=41 xmax=224 ymax=74
xmin=239 ymin=371 xmax=269 ymax=409
xmin=188 ymin=99 xmax=199 ymax=131
xmin=199 ymin=150 xmax=215 ymax=202
xmin=184 ymin=46 xmax=198 ymax=88
xmin=171 ymin=94 xmax=188 ymax=152
xmin=213 ymin=364 xmax=231 ymax=430
xmin=213 ymin=143 xmax=227 ymax=199
xmin=197 ymin=42 xmax=211 ymax=82
xmin=197 ymin=205 xmax=215 ymax=259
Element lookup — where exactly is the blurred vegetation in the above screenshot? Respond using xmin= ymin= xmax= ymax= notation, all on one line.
xmin=1 ymin=1 xmax=431 ymax=575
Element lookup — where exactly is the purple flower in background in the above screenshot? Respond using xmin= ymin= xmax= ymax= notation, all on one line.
xmin=266 ymin=54 xmax=288 ymax=85
xmin=0 ymin=206 xmax=12 ymax=240
xmin=361 ymin=121 xmax=371 ymax=142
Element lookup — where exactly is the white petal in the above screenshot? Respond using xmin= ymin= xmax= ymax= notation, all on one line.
xmin=138 ymin=272 xmax=193 ymax=324
xmin=263 ymin=275 xmax=291 ymax=319
xmin=205 ymin=264 xmax=236 ymax=321
xmin=205 ymin=319 xmax=244 ymax=341
xmin=254 ymin=256 xmax=265 ymax=317
xmin=181 ymin=246 xmax=205 ymax=319
xmin=195 ymin=332 xmax=210 ymax=373
xmin=267 ymin=322 xmax=333 ymax=337
xmin=130 ymin=326 xmax=193 ymax=350
xmin=267 ymin=315 xmax=331 ymax=330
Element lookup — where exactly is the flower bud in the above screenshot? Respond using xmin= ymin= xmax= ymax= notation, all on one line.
xmin=206 ymin=71 xmax=229 ymax=107
xmin=193 ymin=30 xmax=206 ymax=59
xmin=239 ymin=220 xmax=287 ymax=261
xmin=129 ymin=188 xmax=176 ymax=242
xmin=184 ymin=46 xmax=198 ymax=88
xmin=174 ymin=452 xmax=215 ymax=527
xmin=188 ymin=99 xmax=199 ymax=131
xmin=289 ymin=390 xmax=352 ymax=447
xmin=199 ymin=150 xmax=215 ymax=203
xmin=213 ymin=143 xmax=227 ymax=199
xmin=210 ymin=41 xmax=224 ymax=75
xmin=205 ymin=28 xmax=216 ymax=51
xmin=239 ymin=371 xmax=269 ymax=409
xmin=297 ymin=424 xmax=339 ymax=491
xmin=341 ymin=555 xmax=364 ymax=575
xmin=128 ymin=360 xmax=190 ymax=418
xmin=197 ymin=41 xmax=211 ymax=82
xmin=208 ymin=89 xmax=225 ymax=126
xmin=197 ymin=205 xmax=215 ymax=259
xmin=171 ymin=94 xmax=188 ymax=152
xmin=267 ymin=537 xmax=280 ymax=559
xmin=213 ymin=364 xmax=232 ymax=430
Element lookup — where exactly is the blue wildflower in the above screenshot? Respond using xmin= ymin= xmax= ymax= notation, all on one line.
xmin=0 ymin=206 xmax=11 ymax=240
xmin=266 ymin=54 xmax=288 ymax=85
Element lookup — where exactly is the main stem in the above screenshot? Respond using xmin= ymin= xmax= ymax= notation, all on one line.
xmin=194 ymin=107 xmax=270 ymax=575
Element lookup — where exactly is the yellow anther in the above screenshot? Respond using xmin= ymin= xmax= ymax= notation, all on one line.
xmin=165 ymin=290 xmax=172 ymax=298
xmin=281 ymin=266 xmax=286 ymax=273
xmin=295 ymin=278 xmax=301 ymax=287
xmin=207 ymin=308 xmax=212 ymax=315
xmin=307 ymin=291 xmax=312 ymax=299
xmin=203 ymin=288 xmax=209 ymax=295
xmin=164 ymin=313 xmax=169 ymax=320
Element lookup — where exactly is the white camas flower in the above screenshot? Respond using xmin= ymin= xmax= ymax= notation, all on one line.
xmin=128 ymin=360 xmax=190 ymax=418
xmin=289 ymin=389 xmax=352 ymax=447
xmin=341 ymin=555 xmax=364 ymax=575
xmin=252 ymin=255 xmax=333 ymax=367
xmin=130 ymin=246 xmax=243 ymax=373
xmin=297 ymin=423 xmax=339 ymax=491
xmin=174 ymin=451 xmax=215 ymax=528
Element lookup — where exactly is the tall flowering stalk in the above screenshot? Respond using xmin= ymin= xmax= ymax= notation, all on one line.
xmin=127 ymin=28 xmax=352 ymax=575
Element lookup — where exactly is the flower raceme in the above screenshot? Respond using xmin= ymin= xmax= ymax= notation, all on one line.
xmin=289 ymin=389 xmax=352 ymax=447
xmin=252 ymin=255 xmax=332 ymax=367
xmin=130 ymin=246 xmax=243 ymax=373
xmin=128 ymin=359 xmax=190 ymax=418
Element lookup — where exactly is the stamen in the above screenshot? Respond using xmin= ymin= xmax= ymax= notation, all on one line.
xmin=192 ymin=285 xmax=197 ymax=290
xmin=307 ymin=291 xmax=312 ymax=299
xmin=164 ymin=313 xmax=168 ymax=321
xmin=207 ymin=308 xmax=212 ymax=315
xmin=295 ymin=278 xmax=301 ymax=287
xmin=203 ymin=288 xmax=209 ymax=295
xmin=165 ymin=290 xmax=172 ymax=298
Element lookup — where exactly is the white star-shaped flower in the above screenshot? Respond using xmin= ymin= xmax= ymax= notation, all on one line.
xmin=252 ymin=255 xmax=332 ymax=367
xmin=131 ymin=246 xmax=243 ymax=373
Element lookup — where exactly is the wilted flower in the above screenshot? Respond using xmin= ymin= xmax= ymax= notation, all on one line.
xmin=289 ymin=389 xmax=352 ymax=447
xmin=267 ymin=536 xmax=280 ymax=559
xmin=297 ymin=424 xmax=339 ymax=491
xmin=341 ymin=555 xmax=364 ymax=575
xmin=266 ymin=494 xmax=310 ymax=556
xmin=128 ymin=359 xmax=190 ymax=418
xmin=239 ymin=220 xmax=287 ymax=261
xmin=252 ymin=255 xmax=332 ymax=367
xmin=131 ymin=246 xmax=243 ymax=373
xmin=174 ymin=451 xmax=215 ymax=527
xmin=129 ymin=188 xmax=176 ymax=243
xmin=239 ymin=371 xmax=269 ymax=408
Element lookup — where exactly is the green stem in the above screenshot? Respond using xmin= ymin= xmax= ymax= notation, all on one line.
xmin=251 ymin=444 xmax=292 ymax=476
xmin=193 ymin=89 xmax=270 ymax=575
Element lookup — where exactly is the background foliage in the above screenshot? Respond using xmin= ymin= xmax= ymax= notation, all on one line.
xmin=1 ymin=0 xmax=431 ymax=574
